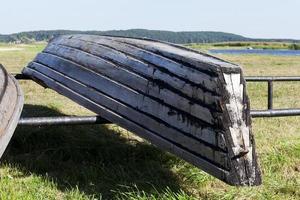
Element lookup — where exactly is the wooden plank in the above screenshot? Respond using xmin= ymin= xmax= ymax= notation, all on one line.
xmin=38 ymin=46 xmax=222 ymax=126
xmin=108 ymin=36 xmax=240 ymax=73
xmin=23 ymin=67 xmax=230 ymax=181
xmin=0 ymin=64 xmax=24 ymax=158
xmin=31 ymin=54 xmax=218 ymax=136
xmin=51 ymin=37 xmax=221 ymax=108
xmin=54 ymin=35 xmax=220 ymax=94
xmin=27 ymin=61 xmax=228 ymax=161
xmin=44 ymin=43 xmax=221 ymax=113
xmin=39 ymin=47 xmax=216 ymax=121
xmin=23 ymin=35 xmax=261 ymax=186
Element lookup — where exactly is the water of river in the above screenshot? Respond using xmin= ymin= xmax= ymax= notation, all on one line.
xmin=209 ymin=49 xmax=300 ymax=56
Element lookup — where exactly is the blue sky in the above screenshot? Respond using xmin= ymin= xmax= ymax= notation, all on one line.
xmin=1 ymin=0 xmax=300 ymax=39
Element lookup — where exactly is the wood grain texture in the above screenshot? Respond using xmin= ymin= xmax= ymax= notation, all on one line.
xmin=22 ymin=35 xmax=261 ymax=186
xmin=0 ymin=64 xmax=24 ymax=158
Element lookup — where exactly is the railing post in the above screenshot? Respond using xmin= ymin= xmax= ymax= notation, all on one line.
xmin=267 ymin=80 xmax=273 ymax=110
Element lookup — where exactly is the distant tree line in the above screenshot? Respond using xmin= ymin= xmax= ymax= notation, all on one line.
xmin=0 ymin=29 xmax=299 ymax=44
xmin=289 ymin=43 xmax=300 ymax=50
xmin=0 ymin=29 xmax=249 ymax=44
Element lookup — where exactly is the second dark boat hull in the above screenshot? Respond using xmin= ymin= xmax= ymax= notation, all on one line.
xmin=0 ymin=64 xmax=24 ymax=158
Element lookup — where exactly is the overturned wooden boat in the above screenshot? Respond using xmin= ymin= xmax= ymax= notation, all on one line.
xmin=23 ymin=35 xmax=261 ymax=186
xmin=0 ymin=64 xmax=24 ymax=158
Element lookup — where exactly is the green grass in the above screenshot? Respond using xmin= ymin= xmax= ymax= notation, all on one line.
xmin=0 ymin=43 xmax=299 ymax=199
xmin=186 ymin=42 xmax=300 ymax=50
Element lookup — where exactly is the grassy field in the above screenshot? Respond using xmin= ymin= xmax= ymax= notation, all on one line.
xmin=186 ymin=42 xmax=300 ymax=50
xmin=0 ymin=43 xmax=299 ymax=199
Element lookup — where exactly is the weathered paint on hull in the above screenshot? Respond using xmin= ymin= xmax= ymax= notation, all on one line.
xmin=22 ymin=35 xmax=261 ymax=186
xmin=0 ymin=64 xmax=24 ymax=158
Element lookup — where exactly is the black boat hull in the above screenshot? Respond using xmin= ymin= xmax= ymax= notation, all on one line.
xmin=23 ymin=35 xmax=261 ymax=186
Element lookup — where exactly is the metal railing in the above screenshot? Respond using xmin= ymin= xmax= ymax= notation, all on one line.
xmin=246 ymin=76 xmax=300 ymax=118
xmin=14 ymin=74 xmax=300 ymax=126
